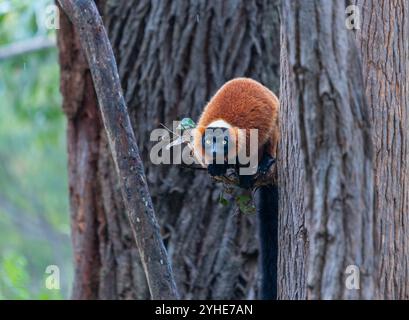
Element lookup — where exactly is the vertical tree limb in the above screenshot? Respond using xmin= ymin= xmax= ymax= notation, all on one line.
xmin=57 ymin=6 xmax=103 ymax=298
xmin=355 ymin=0 xmax=409 ymax=299
xmin=57 ymin=0 xmax=178 ymax=299
xmin=278 ymin=21 xmax=308 ymax=300
xmin=283 ymin=0 xmax=375 ymax=299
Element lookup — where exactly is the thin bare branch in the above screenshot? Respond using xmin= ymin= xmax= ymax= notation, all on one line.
xmin=0 ymin=36 xmax=55 ymax=61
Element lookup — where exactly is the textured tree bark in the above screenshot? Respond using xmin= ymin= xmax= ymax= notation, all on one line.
xmin=58 ymin=4 xmax=102 ymax=299
xmin=57 ymin=0 xmax=179 ymax=300
xmin=58 ymin=0 xmax=280 ymax=299
xmin=277 ymin=23 xmax=307 ymax=300
xmin=355 ymin=0 xmax=409 ymax=299
xmin=58 ymin=0 xmax=150 ymax=300
xmin=282 ymin=1 xmax=375 ymax=299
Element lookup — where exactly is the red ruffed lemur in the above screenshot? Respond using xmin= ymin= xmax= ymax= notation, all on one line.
xmin=193 ymin=78 xmax=279 ymax=299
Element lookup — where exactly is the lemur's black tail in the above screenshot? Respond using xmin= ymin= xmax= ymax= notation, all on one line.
xmin=255 ymin=184 xmax=278 ymax=300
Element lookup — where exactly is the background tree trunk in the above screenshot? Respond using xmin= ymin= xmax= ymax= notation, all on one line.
xmin=356 ymin=0 xmax=409 ymax=299
xmin=58 ymin=1 xmax=149 ymax=299
xmin=282 ymin=0 xmax=375 ymax=299
xmin=58 ymin=0 xmax=280 ymax=299
xmin=277 ymin=22 xmax=307 ymax=300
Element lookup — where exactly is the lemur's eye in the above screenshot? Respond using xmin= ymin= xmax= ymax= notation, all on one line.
xmin=205 ymin=140 xmax=211 ymax=145
xmin=222 ymin=140 xmax=227 ymax=145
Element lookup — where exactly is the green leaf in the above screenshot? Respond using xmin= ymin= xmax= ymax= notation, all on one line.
xmin=176 ymin=118 xmax=196 ymax=130
xmin=236 ymin=194 xmax=256 ymax=215
xmin=219 ymin=191 xmax=229 ymax=206
xmin=236 ymin=194 xmax=251 ymax=205
xmin=219 ymin=197 xmax=229 ymax=206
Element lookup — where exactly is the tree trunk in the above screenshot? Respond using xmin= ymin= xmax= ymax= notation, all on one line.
xmin=282 ymin=1 xmax=375 ymax=299
xmin=277 ymin=22 xmax=307 ymax=300
xmin=58 ymin=0 xmax=280 ymax=299
xmin=355 ymin=0 xmax=409 ymax=299
xmin=57 ymin=1 xmax=150 ymax=299
xmin=58 ymin=0 xmax=179 ymax=299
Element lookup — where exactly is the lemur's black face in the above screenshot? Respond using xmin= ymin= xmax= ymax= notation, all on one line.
xmin=202 ymin=127 xmax=231 ymax=163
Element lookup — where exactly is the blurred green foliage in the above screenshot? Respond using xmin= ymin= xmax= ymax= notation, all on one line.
xmin=0 ymin=0 xmax=72 ymax=299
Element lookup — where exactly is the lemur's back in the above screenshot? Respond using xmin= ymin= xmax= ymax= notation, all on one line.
xmin=197 ymin=78 xmax=279 ymax=146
